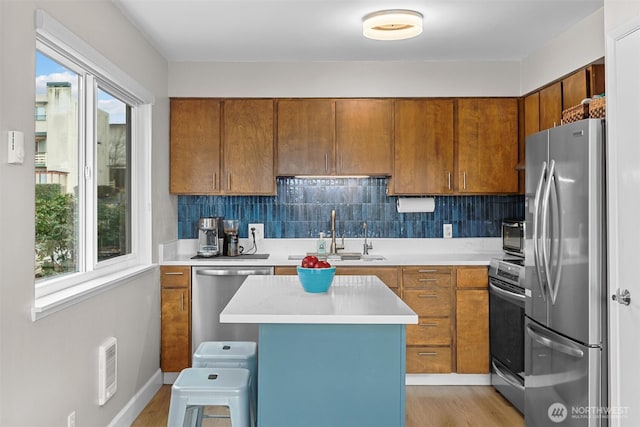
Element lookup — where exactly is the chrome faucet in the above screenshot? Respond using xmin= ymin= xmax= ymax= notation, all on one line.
xmin=330 ymin=209 xmax=344 ymax=255
xmin=363 ymin=222 xmax=373 ymax=255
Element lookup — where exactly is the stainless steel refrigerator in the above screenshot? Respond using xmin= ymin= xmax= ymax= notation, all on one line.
xmin=524 ymin=119 xmax=607 ymax=426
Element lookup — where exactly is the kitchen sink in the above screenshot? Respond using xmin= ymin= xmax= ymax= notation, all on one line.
xmin=288 ymin=252 xmax=385 ymax=261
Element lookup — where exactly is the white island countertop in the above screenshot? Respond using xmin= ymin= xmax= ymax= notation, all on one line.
xmin=220 ymin=275 xmax=418 ymax=325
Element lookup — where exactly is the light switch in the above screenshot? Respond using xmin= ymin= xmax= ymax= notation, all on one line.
xmin=8 ymin=131 xmax=25 ymax=165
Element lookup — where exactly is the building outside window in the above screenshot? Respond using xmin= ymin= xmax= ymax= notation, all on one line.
xmin=32 ymin=9 xmax=154 ymax=314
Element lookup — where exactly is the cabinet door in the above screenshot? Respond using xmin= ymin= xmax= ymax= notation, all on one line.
xmin=223 ymin=99 xmax=276 ymax=194
xmin=562 ymin=68 xmax=590 ymax=110
xmin=562 ymin=65 xmax=606 ymax=110
xmin=161 ymin=288 xmax=190 ymax=372
xmin=457 ymin=98 xmax=519 ymax=194
xmin=393 ymin=99 xmax=454 ymax=194
xmin=524 ymin=92 xmax=540 ymax=137
xmin=539 ymin=82 xmax=562 ymax=130
xmin=456 ymin=266 xmax=488 ymax=289
xmin=456 ymin=289 xmax=489 ymax=373
xmin=170 ymin=98 xmax=221 ymax=194
xmin=336 ymin=99 xmax=393 ymax=175
xmin=277 ymin=99 xmax=335 ymax=175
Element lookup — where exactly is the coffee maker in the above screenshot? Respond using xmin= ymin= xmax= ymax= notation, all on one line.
xmin=197 ymin=217 xmax=223 ymax=257
xmin=223 ymin=219 xmax=240 ymax=256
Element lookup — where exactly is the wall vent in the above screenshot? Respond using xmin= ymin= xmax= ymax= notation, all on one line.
xmin=98 ymin=337 xmax=117 ymax=406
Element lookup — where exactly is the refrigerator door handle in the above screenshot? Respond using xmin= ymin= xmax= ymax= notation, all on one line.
xmin=540 ymin=160 xmax=564 ymax=305
xmin=549 ymin=164 xmax=564 ymax=305
xmin=526 ymin=322 xmax=584 ymax=359
xmin=532 ymin=161 xmax=548 ymax=301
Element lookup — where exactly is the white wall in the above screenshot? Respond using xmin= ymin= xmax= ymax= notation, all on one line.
xmin=604 ymin=0 xmax=640 ymax=33
xmin=520 ymin=8 xmax=605 ymax=94
xmin=169 ymin=60 xmax=522 ymax=97
xmin=168 ymin=9 xmax=605 ymax=99
xmin=0 ymin=1 xmax=174 ymax=426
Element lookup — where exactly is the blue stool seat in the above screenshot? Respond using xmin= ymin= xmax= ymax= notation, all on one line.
xmin=193 ymin=341 xmax=258 ymax=425
xmin=167 ymin=367 xmax=251 ymax=427
xmin=192 ymin=341 xmax=257 ymax=370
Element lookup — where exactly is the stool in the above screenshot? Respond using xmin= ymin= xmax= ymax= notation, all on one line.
xmin=192 ymin=341 xmax=258 ymax=422
xmin=167 ymin=367 xmax=250 ymax=427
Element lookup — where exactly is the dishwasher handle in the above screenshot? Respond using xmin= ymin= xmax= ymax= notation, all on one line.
xmin=196 ymin=267 xmax=273 ymax=277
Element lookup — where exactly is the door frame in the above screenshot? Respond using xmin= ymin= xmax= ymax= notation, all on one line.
xmin=606 ymin=15 xmax=640 ymax=427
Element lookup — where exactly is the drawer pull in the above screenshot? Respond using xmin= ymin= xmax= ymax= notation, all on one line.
xmin=418 ymin=294 xmax=438 ymax=298
xmin=419 ymin=323 xmax=439 ymax=327
xmin=164 ymin=272 xmax=184 ymax=276
xmin=418 ymin=269 xmax=438 ymax=273
xmin=418 ymin=278 xmax=438 ymax=282
xmin=418 ymin=352 xmax=438 ymax=356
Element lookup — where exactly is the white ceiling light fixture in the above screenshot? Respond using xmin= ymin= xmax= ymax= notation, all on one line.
xmin=363 ymin=9 xmax=423 ymax=41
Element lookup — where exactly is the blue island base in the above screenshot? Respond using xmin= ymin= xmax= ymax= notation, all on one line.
xmin=257 ymin=323 xmax=407 ymax=427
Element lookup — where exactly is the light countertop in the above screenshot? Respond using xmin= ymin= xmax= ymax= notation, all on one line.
xmin=220 ymin=275 xmax=418 ymax=324
xmin=159 ymin=238 xmax=504 ymax=267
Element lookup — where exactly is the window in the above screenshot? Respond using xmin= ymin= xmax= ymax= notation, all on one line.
xmin=33 ymin=10 xmax=154 ymax=317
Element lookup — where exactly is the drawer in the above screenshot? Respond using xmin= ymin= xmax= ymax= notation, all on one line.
xmin=160 ymin=266 xmax=190 ymax=288
xmin=403 ymin=267 xmax=452 ymax=288
xmin=406 ymin=317 xmax=451 ymax=346
xmin=456 ymin=266 xmax=488 ymax=289
xmin=406 ymin=346 xmax=452 ymax=373
xmin=403 ymin=289 xmax=451 ymax=317
xmin=337 ymin=267 xmax=400 ymax=289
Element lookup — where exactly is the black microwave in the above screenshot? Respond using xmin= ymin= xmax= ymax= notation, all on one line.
xmin=502 ymin=219 xmax=524 ymax=257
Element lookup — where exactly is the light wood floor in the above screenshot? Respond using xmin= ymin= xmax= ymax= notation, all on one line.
xmin=132 ymin=385 xmax=524 ymax=427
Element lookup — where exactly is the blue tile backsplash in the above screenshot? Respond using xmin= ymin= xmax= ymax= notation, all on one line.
xmin=178 ymin=177 xmax=524 ymax=239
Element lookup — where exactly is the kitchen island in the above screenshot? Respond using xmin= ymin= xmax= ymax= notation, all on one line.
xmin=220 ymin=274 xmax=418 ymax=427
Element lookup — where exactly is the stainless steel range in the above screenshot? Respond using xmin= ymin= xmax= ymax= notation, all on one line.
xmin=489 ymin=256 xmax=525 ymax=413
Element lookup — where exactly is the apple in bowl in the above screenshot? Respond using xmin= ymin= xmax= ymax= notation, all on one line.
xmin=297 ymin=258 xmax=335 ymax=293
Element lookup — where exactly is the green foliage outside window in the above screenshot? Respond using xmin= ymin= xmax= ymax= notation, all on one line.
xmin=35 ymin=184 xmax=75 ymax=277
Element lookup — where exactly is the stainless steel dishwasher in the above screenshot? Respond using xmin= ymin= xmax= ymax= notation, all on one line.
xmin=191 ymin=266 xmax=274 ymax=353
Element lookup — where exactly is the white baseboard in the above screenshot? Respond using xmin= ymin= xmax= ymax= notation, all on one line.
xmin=406 ymin=373 xmax=491 ymax=386
xmin=107 ymin=369 xmax=163 ymax=427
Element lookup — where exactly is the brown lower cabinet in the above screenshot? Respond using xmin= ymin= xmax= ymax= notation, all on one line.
xmin=402 ymin=267 xmax=453 ymax=373
xmin=160 ymin=266 xmax=191 ymax=372
xmin=272 ymin=264 xmax=490 ymax=375
xmin=455 ymin=266 xmax=489 ymax=374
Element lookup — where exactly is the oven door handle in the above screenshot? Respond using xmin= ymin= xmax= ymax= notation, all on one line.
xmin=492 ymin=360 xmax=524 ymax=391
xmin=489 ymin=281 xmax=525 ymax=305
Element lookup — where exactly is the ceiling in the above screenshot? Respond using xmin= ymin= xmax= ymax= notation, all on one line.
xmin=114 ymin=0 xmax=603 ymax=62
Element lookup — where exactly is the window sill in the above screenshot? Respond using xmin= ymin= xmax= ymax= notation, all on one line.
xmin=32 ymin=264 xmax=156 ymax=321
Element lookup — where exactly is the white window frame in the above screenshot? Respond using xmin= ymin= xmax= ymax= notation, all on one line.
xmin=32 ymin=10 xmax=154 ymax=321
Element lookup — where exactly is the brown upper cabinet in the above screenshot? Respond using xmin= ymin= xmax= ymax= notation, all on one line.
xmin=531 ymin=63 xmax=605 ymax=132
xmin=392 ymin=99 xmax=455 ymax=195
xmin=562 ymin=64 xmax=606 ymax=111
xmin=170 ymin=98 xmax=222 ymax=194
xmin=335 ymin=99 xmax=393 ymax=175
xmin=170 ymin=98 xmax=276 ymax=195
xmin=276 ymin=99 xmax=392 ymax=176
xmin=539 ymin=82 xmax=563 ymax=131
xmin=222 ymin=99 xmax=276 ymax=195
xmin=277 ymin=99 xmax=335 ymax=175
xmin=524 ymin=92 xmax=540 ymax=137
xmin=457 ymin=98 xmax=519 ymax=194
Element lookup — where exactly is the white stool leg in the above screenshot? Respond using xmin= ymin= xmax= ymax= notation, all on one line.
xmin=228 ymin=392 xmax=250 ymax=427
xmin=167 ymin=394 xmax=188 ymax=427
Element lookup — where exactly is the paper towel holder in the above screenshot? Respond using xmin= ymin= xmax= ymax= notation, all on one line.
xmin=396 ymin=197 xmax=435 ymax=213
